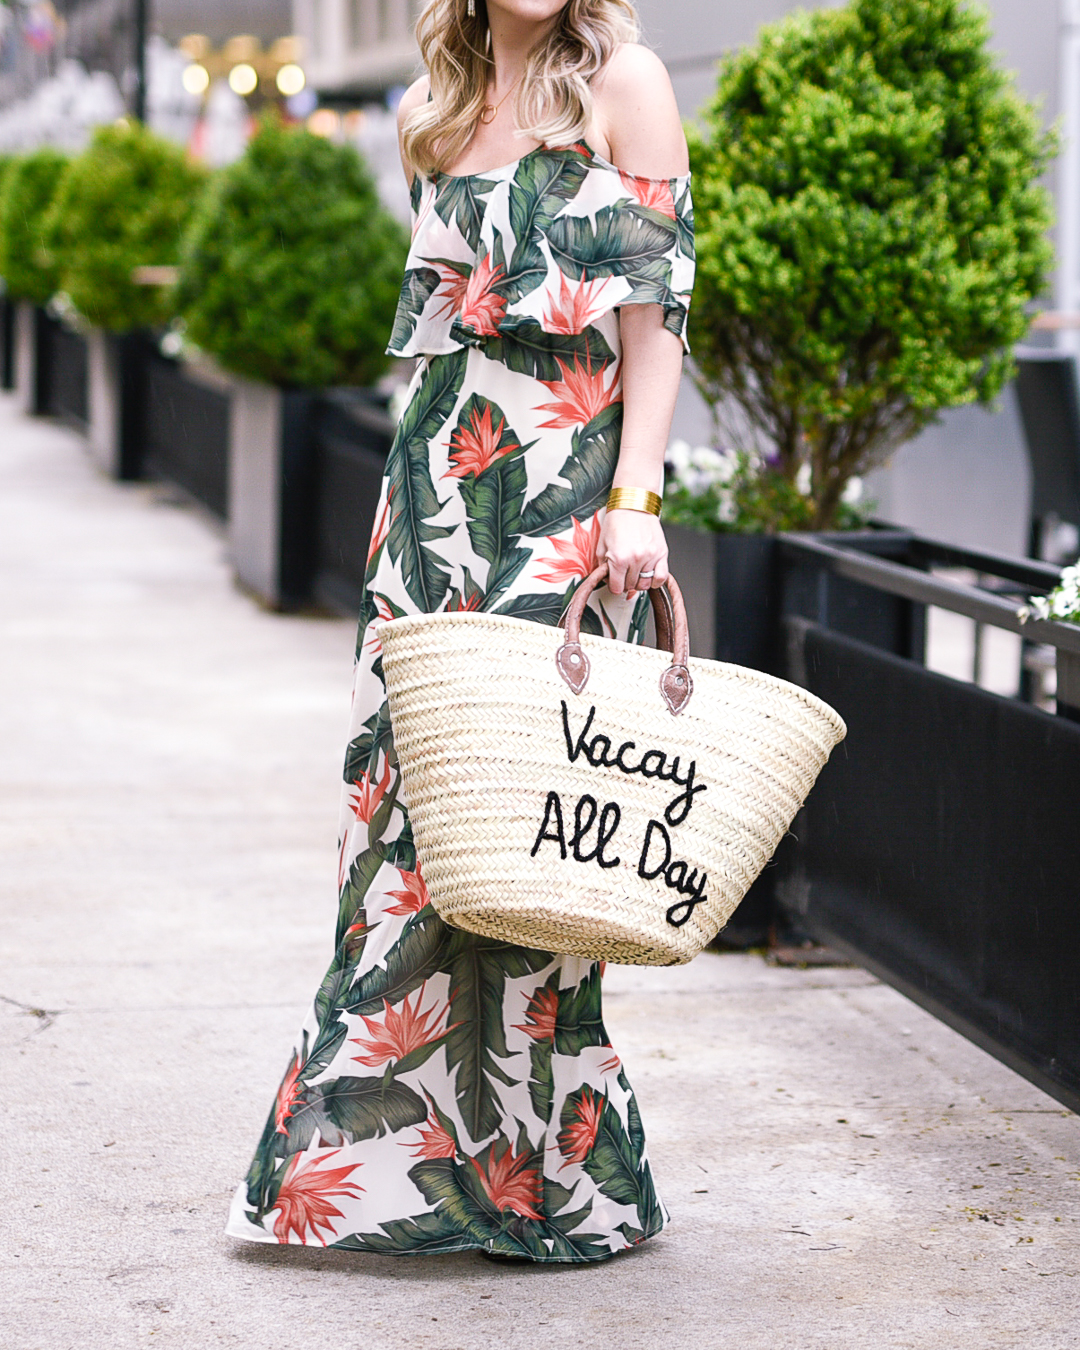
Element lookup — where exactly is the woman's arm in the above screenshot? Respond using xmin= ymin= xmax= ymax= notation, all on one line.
xmin=592 ymin=45 xmax=688 ymax=596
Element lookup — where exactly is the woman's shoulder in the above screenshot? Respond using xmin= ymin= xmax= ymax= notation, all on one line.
xmin=396 ymin=74 xmax=431 ymax=127
xmin=591 ymin=44 xmax=688 ymax=179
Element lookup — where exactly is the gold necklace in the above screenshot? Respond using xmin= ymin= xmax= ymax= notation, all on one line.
xmin=479 ymin=75 xmax=520 ymax=125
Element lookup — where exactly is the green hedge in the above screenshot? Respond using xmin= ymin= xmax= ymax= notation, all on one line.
xmin=44 ymin=121 xmax=208 ymax=333
xmin=175 ymin=119 xmax=407 ymax=388
xmin=0 ymin=148 xmax=68 ymax=304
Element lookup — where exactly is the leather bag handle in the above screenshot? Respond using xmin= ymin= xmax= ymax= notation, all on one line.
xmin=555 ymin=564 xmax=694 ymax=715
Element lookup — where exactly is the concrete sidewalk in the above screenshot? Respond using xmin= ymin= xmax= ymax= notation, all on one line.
xmin=1 ymin=391 xmax=1078 ymax=1350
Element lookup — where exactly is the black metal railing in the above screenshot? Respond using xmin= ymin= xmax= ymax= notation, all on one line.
xmin=777 ymin=533 xmax=1080 ymax=1112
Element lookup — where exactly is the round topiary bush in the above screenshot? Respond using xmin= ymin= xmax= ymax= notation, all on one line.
xmin=44 ymin=121 xmax=208 ymax=333
xmin=688 ymin=0 xmax=1055 ymax=529
xmin=0 ymin=148 xmax=69 ymax=304
xmin=174 ymin=118 xmax=408 ymax=388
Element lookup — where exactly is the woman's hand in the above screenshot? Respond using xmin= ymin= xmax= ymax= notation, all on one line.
xmin=596 ymin=508 xmax=669 ymax=595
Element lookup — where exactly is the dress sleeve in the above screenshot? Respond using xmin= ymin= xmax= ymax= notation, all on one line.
xmin=539 ymin=169 xmax=696 ymax=353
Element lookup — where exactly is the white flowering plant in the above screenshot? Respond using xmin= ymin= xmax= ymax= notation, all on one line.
xmin=663 ymin=441 xmax=873 ymax=535
xmin=1025 ymin=563 xmax=1080 ymax=625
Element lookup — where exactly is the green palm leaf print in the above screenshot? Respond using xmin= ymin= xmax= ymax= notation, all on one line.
xmin=433 ymin=174 xmax=497 ymax=251
xmin=480 ymin=318 xmax=615 ymax=382
xmin=389 ymin=266 xmax=441 ymax=350
xmin=438 ymin=932 xmax=551 ymax=1142
xmin=323 ymin=1075 xmax=428 ymax=1140
xmin=520 ymin=402 xmax=621 ymax=537
xmin=547 ymin=203 xmax=676 ymax=281
xmin=385 ymin=350 xmax=465 ymax=610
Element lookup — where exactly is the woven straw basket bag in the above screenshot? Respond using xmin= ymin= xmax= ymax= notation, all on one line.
xmin=379 ymin=565 xmax=846 ymax=965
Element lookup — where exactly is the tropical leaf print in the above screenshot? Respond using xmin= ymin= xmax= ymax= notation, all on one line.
xmin=547 ymin=204 xmax=677 ymax=282
xmin=432 ymin=173 xmax=497 ymax=252
xmin=564 ymin=1088 xmax=641 ymax=1208
xmin=389 ymin=267 xmax=441 ymax=351
xmin=502 ymin=154 xmax=591 ymax=303
xmin=438 ymin=931 xmax=552 ymax=1142
xmin=385 ymin=350 xmax=465 ymax=610
xmin=514 ymin=969 xmax=559 ymax=1122
xmin=480 ymin=318 xmax=616 ymax=382
xmin=554 ymin=964 xmax=606 ymax=1055
xmin=520 ymin=402 xmax=622 ymax=537
xmin=350 ymin=1205 xmax=470 ymax=1254
xmin=447 ymin=394 xmax=534 ymax=604
xmin=344 ymin=909 xmax=448 ymax=1018
xmin=335 ymin=844 xmax=386 ymax=949
xmin=343 ymin=700 xmax=394 ymax=786
xmin=322 ymin=1075 xmax=428 ymax=1140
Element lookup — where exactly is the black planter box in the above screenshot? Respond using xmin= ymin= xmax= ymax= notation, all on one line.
xmin=664 ymin=523 xmax=925 ymax=945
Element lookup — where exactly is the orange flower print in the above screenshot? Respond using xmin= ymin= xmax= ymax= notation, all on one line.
xmin=542 ymin=272 xmax=615 ymax=335
xmin=619 ymin=169 xmax=676 ymax=219
xmin=557 ymin=1088 xmax=603 ymax=1168
xmin=513 ymin=984 xmax=559 ymax=1043
xmin=536 ymin=514 xmax=603 ymax=584
xmin=350 ymin=985 xmax=456 ymax=1068
xmin=272 ymin=1150 xmax=364 ymax=1245
xmin=534 ymin=354 xmax=620 ymax=429
xmin=347 ymin=755 xmax=392 ymax=823
xmin=470 ymin=1140 xmax=544 ymax=1220
xmin=366 ymin=487 xmax=394 ymax=566
xmin=446 ymin=588 xmax=483 ymax=612
xmin=445 ymin=403 xmax=519 ymax=478
xmin=385 ymin=866 xmax=430 ymax=916
xmin=274 ymin=1053 xmax=304 ymax=1136
xmin=427 ymin=260 xmax=472 ymax=320
xmin=408 ymin=1115 xmax=458 ymax=1161
xmin=459 ymin=252 xmax=507 ymax=334
xmin=362 ymin=594 xmax=398 ymax=654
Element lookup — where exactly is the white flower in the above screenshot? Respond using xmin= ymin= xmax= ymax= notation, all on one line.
xmin=842 ymin=476 xmax=863 ymax=504
xmin=795 ymin=462 xmax=812 ymax=495
xmin=665 ymin=439 xmax=739 ymax=496
xmin=1026 ymin=561 xmax=1080 ymax=625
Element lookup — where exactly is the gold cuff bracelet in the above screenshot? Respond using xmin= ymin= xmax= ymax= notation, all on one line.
xmin=606 ymin=487 xmax=663 ymax=517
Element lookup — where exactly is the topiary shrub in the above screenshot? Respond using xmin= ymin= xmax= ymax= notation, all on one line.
xmin=0 ymin=148 xmax=69 ymax=304
xmin=43 ymin=121 xmax=208 ymax=333
xmin=688 ymin=0 xmax=1055 ymax=529
xmin=174 ymin=118 xmax=408 ymax=388
xmin=175 ymin=118 xmax=407 ymax=388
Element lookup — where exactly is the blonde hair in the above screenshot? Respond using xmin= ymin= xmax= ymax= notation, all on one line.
xmin=402 ymin=0 xmax=640 ymax=175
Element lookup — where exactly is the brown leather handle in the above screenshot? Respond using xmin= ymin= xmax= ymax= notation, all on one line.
xmin=556 ymin=564 xmax=694 ymax=715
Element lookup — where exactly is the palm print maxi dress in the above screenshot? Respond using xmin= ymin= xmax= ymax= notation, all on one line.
xmin=226 ymin=141 xmax=695 ymax=1261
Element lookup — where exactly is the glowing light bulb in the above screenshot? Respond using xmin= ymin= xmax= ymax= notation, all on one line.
xmin=181 ymin=63 xmax=210 ymax=95
xmin=228 ymin=63 xmax=258 ymax=96
xmin=276 ymin=63 xmax=305 ymax=96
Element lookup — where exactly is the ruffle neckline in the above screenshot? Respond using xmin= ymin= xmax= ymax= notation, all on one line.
xmin=387 ymin=141 xmax=695 ymax=359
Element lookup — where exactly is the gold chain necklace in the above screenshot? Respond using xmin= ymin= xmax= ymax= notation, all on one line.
xmin=479 ymin=75 xmax=520 ymax=125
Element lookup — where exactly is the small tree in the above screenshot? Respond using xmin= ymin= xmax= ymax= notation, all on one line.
xmin=688 ymin=0 xmax=1054 ymax=529
xmin=174 ymin=119 xmax=408 ymax=388
xmin=44 ymin=121 xmax=208 ymax=332
xmin=0 ymin=148 xmax=68 ymax=304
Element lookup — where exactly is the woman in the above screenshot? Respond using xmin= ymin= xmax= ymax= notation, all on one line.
xmin=226 ymin=0 xmax=693 ymax=1262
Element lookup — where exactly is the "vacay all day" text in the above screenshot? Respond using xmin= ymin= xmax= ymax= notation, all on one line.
xmin=527 ymin=703 xmax=710 ymax=928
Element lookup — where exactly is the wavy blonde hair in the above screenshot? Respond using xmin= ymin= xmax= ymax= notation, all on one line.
xmin=402 ymin=0 xmax=640 ymax=175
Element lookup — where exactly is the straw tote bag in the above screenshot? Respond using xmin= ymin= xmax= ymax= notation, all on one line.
xmin=378 ymin=565 xmax=846 ymax=965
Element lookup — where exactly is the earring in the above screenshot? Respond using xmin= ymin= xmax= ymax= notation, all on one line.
xmin=466 ymin=0 xmax=475 ymax=15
